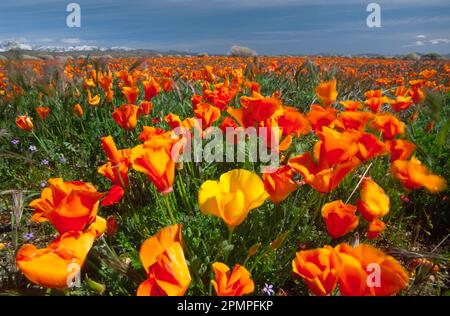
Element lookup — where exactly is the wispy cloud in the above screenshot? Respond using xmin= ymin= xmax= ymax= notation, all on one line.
xmin=60 ymin=38 xmax=81 ymax=44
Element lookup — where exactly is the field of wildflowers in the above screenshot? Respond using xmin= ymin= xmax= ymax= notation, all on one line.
xmin=0 ymin=55 xmax=448 ymax=296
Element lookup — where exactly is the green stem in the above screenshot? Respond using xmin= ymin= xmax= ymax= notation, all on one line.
xmin=163 ymin=194 xmax=177 ymax=224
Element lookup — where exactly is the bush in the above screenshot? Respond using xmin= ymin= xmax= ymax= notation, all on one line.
xmin=230 ymin=45 xmax=257 ymax=57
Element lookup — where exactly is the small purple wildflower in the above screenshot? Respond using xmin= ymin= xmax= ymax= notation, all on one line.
xmin=40 ymin=180 xmax=47 ymax=188
xmin=59 ymin=155 xmax=67 ymax=164
xmin=23 ymin=232 xmax=34 ymax=242
xmin=11 ymin=139 xmax=20 ymax=146
xmin=41 ymin=159 xmax=49 ymax=166
xmin=29 ymin=145 xmax=37 ymax=152
xmin=262 ymin=283 xmax=275 ymax=296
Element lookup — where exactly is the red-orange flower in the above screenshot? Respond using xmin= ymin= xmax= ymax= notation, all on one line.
xmin=340 ymin=100 xmax=362 ymax=111
xmin=316 ymin=79 xmax=338 ymax=107
xmin=336 ymin=243 xmax=409 ymax=296
xmin=370 ymin=113 xmax=405 ymax=140
xmin=364 ymin=97 xmax=389 ymax=114
xmin=386 ymin=139 xmax=416 ymax=162
xmin=29 ymin=178 xmax=104 ymax=234
xmin=98 ymin=136 xmax=131 ymax=187
xmin=228 ymin=92 xmax=283 ymax=128
xmin=306 ymin=104 xmax=338 ymax=132
xmin=391 ymin=157 xmax=446 ymax=193
xmin=367 ymin=219 xmax=385 ymax=240
xmin=137 ymin=224 xmax=191 ymax=296
xmin=131 ymin=139 xmax=176 ymax=194
xmin=289 ymin=152 xmax=360 ymax=193
xmin=292 ymin=246 xmax=341 ymax=296
xmin=122 ymin=86 xmax=139 ymax=104
xmin=357 ymin=178 xmax=390 ymax=221
xmin=334 ymin=111 xmax=373 ymax=131
xmin=112 ymin=104 xmax=140 ymax=130
xmin=321 ymin=200 xmax=359 ymax=239
xmin=262 ymin=165 xmax=298 ymax=204
xmin=87 ymin=90 xmax=100 ymax=106
xmin=73 ymin=104 xmax=83 ymax=117
xmin=390 ymin=96 xmax=413 ymax=112
xmin=16 ymin=225 xmax=102 ymax=289
xmin=194 ymin=102 xmax=221 ymax=129
xmin=277 ymin=106 xmax=311 ymax=137
xmin=36 ymin=106 xmax=51 ymax=120
xmin=355 ymin=132 xmax=387 ymax=162
xmin=211 ymin=262 xmax=254 ymax=296
xmin=143 ymin=78 xmax=161 ymax=101
xmin=139 ymin=101 xmax=153 ymax=116
xmin=15 ymin=114 xmax=33 ymax=131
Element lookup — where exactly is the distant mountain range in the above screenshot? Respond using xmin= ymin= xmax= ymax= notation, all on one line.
xmin=0 ymin=40 xmax=448 ymax=59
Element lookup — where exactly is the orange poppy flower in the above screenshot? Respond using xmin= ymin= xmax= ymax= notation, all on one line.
xmin=340 ymin=100 xmax=362 ymax=111
xmin=112 ymin=104 xmax=140 ymax=131
xmin=194 ymin=103 xmax=221 ymax=129
xmin=393 ymin=86 xmax=410 ymax=97
xmin=139 ymin=101 xmax=153 ymax=116
xmin=336 ymin=243 xmax=409 ymax=296
xmin=29 ymin=178 xmax=104 ymax=234
xmin=73 ymin=104 xmax=83 ymax=117
xmin=16 ymin=217 xmax=105 ymax=289
xmin=306 ymin=104 xmax=338 ymax=132
xmin=364 ymin=89 xmax=383 ymax=99
xmin=138 ymin=225 xmax=191 ymax=296
xmin=262 ymin=165 xmax=298 ymax=204
xmin=36 ymin=106 xmax=51 ymax=120
xmin=370 ymin=113 xmax=405 ymax=140
xmin=131 ymin=139 xmax=175 ymax=194
xmin=289 ymin=152 xmax=361 ymax=193
xmin=98 ymin=136 xmax=131 ymax=186
xmin=137 ymin=126 xmax=171 ymax=142
xmin=391 ymin=157 xmax=446 ymax=193
xmin=105 ymin=88 xmax=114 ymax=103
xmin=386 ymin=139 xmax=416 ymax=162
xmin=160 ymin=77 xmax=174 ymax=92
xmin=316 ymin=79 xmax=338 ymax=107
xmin=203 ymin=81 xmax=237 ymax=110
xmin=98 ymin=71 xmax=112 ymax=91
xmin=317 ymin=127 xmax=360 ymax=166
xmin=143 ymin=78 xmax=162 ymax=101
xmin=229 ymin=92 xmax=283 ymax=128
xmin=137 ymin=242 xmax=191 ymax=296
xmin=409 ymin=87 xmax=425 ymax=104
xmin=122 ymin=86 xmax=139 ymax=104
xmin=15 ymin=114 xmax=33 ymax=131
xmin=211 ymin=262 xmax=254 ymax=296
xmin=292 ymin=246 xmax=342 ymax=296
xmin=139 ymin=224 xmax=182 ymax=272
xmin=220 ymin=116 xmax=238 ymax=134
xmin=357 ymin=178 xmax=390 ymax=221
xmin=367 ymin=219 xmax=385 ymax=240
xmin=334 ymin=111 xmax=374 ymax=131
xmin=87 ymin=90 xmax=100 ymax=106
xmin=364 ymin=97 xmax=390 ymax=114
xmin=390 ymin=96 xmax=413 ymax=112
xmin=321 ymin=200 xmax=359 ymax=239
xmin=101 ymin=184 xmax=125 ymax=207
xmin=277 ymin=106 xmax=311 ymax=137
xmin=355 ymin=132 xmax=387 ymax=162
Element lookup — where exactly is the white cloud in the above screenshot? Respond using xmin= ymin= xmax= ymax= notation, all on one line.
xmin=430 ymin=38 xmax=450 ymax=44
xmin=61 ymin=38 xmax=81 ymax=44
xmin=416 ymin=34 xmax=426 ymax=38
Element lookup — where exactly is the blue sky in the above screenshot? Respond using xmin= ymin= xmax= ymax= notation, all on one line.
xmin=0 ymin=0 xmax=449 ymax=54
